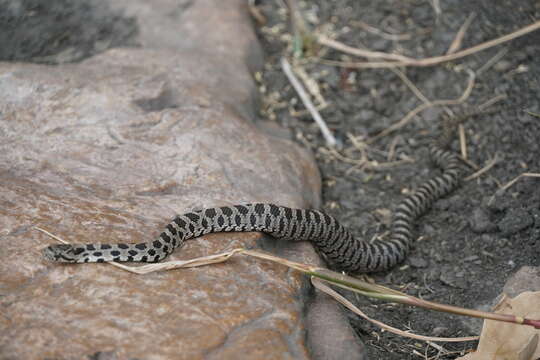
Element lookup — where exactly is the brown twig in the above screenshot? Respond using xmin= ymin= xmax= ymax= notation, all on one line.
xmin=390 ymin=68 xmax=430 ymax=104
xmin=367 ymin=70 xmax=475 ymax=143
xmin=247 ymin=0 xmax=267 ymax=25
xmin=311 ymin=277 xmax=479 ymax=343
xmin=317 ymin=35 xmax=415 ymax=62
xmin=464 ymin=154 xmax=499 ymax=181
xmin=321 ymin=146 xmax=414 ymax=170
xmin=477 ymin=48 xmax=508 ymax=76
xmin=498 ymin=172 xmax=540 ymax=192
xmin=446 ymin=13 xmax=476 ymax=54
xmin=350 ymin=20 xmax=412 ymax=41
xmin=317 ymin=21 xmax=540 ymax=68
xmin=458 ymin=124 xmax=467 ymax=159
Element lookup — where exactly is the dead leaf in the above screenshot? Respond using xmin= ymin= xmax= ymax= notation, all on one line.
xmin=458 ymin=291 xmax=540 ymax=360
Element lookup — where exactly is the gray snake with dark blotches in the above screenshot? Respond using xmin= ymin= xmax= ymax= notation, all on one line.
xmin=42 ymin=142 xmax=460 ymax=273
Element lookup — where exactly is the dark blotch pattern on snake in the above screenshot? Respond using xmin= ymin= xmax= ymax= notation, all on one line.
xmin=42 ymin=143 xmax=460 ymax=273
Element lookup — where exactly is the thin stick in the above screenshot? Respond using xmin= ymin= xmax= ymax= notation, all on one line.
xmin=311 ymin=277 xmax=479 ymax=343
xmin=464 ymin=154 xmax=499 ymax=181
xmin=38 ymin=230 xmax=540 ymax=330
xmin=478 ymin=94 xmax=507 ymax=111
xmin=317 ymin=35 xmax=415 ymax=62
xmin=477 ymin=48 xmax=508 ymax=76
xmin=367 ymin=70 xmax=475 ymax=143
xmin=35 ymin=227 xmax=69 ymax=244
xmin=458 ymin=124 xmax=467 ymax=160
xmin=351 ymin=20 xmax=411 ymax=41
xmin=499 ymin=172 xmax=540 ymax=192
xmin=391 ymin=68 xmax=430 ymax=104
xmin=446 ymin=13 xmax=476 ymax=54
xmin=321 ymin=146 xmax=414 ymax=170
xmin=429 ymin=0 xmax=441 ymax=17
xmin=35 ymin=226 xmax=243 ymax=274
xmin=247 ymin=0 xmax=266 ymax=25
xmin=280 ymin=57 xmax=337 ymax=147
xmin=317 ymin=21 xmax=540 ymax=68
xmin=108 ymin=250 xmax=244 ymax=274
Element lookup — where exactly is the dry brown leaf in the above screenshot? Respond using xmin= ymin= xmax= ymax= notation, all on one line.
xmin=458 ymin=291 xmax=540 ymax=360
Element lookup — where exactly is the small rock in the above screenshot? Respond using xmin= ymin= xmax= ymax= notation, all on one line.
xmin=497 ymin=208 xmax=534 ymax=235
xmin=432 ymin=327 xmax=449 ymax=336
xmin=408 ymin=256 xmax=428 ymax=268
xmin=89 ymin=351 xmax=118 ymax=360
xmin=480 ymin=234 xmax=494 ymax=243
xmin=493 ymin=59 xmax=512 ymax=72
xmin=463 ymin=255 xmax=479 ymax=262
xmin=357 ymin=109 xmax=375 ymax=122
xmin=485 ymin=194 xmax=509 ymax=212
xmin=371 ymin=39 xmax=390 ymax=51
xmin=469 ymin=207 xmax=497 ymax=233
xmin=461 ymin=303 xmax=493 ymax=334
xmin=422 ymin=223 xmax=436 ymax=236
xmin=517 ymin=111 xmax=532 ymax=123
xmin=440 ymin=271 xmax=469 ymax=289
xmin=422 ymin=106 xmax=443 ymax=122
xmin=426 ymin=268 xmax=441 ymax=281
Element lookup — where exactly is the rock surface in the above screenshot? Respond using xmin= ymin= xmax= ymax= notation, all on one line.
xmin=0 ymin=1 xmax=363 ymax=359
xmin=503 ymin=266 xmax=540 ymax=297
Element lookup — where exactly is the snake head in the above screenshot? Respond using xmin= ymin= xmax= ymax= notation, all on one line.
xmin=42 ymin=244 xmax=80 ymax=263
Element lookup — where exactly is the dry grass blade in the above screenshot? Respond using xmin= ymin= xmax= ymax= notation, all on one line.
xmin=312 ymin=277 xmax=479 ymax=343
xmin=37 ymin=230 xmax=540 ymax=330
xmin=464 ymin=154 xmax=498 ymax=181
xmin=34 ymin=226 xmax=243 ymax=274
xmin=499 ymin=172 xmax=540 ymax=192
xmin=446 ymin=13 xmax=476 ymax=54
xmin=526 ymin=110 xmax=540 ymax=118
xmin=351 ymin=20 xmax=411 ymax=41
xmin=317 ymin=35 xmax=415 ymax=62
xmin=35 ymin=226 xmax=69 ymax=244
xmin=391 ymin=68 xmax=430 ymax=104
xmin=320 ymin=146 xmax=414 ymax=170
xmin=317 ymin=20 xmax=540 ymax=68
xmin=107 ymin=250 xmax=244 ymax=274
xmin=477 ymin=47 xmax=508 ymax=76
xmin=281 ymin=57 xmax=337 ymax=147
xmin=367 ymin=70 xmax=475 ymax=143
xmin=459 ymin=124 xmax=467 ymax=159
xmin=317 ymin=35 xmax=414 ymax=61
xmin=478 ymin=94 xmax=507 ymax=111
xmin=247 ymin=0 xmax=266 ymax=25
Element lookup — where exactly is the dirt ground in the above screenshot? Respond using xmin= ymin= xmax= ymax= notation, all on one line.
xmin=254 ymin=1 xmax=540 ymax=359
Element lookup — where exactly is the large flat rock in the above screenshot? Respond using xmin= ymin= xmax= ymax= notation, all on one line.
xmin=0 ymin=0 xmax=363 ymax=359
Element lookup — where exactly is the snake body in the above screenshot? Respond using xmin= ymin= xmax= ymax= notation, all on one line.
xmin=43 ymin=144 xmax=460 ymax=273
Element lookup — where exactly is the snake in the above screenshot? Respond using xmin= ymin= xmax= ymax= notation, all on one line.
xmin=42 ymin=141 xmax=460 ymax=273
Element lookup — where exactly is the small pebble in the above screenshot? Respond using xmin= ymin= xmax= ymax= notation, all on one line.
xmin=432 ymin=327 xmax=448 ymax=336
xmin=469 ymin=208 xmax=497 ymax=233
xmin=497 ymin=208 xmax=534 ymax=235
xmin=494 ymin=60 xmax=512 ymax=72
xmin=408 ymin=256 xmax=428 ymax=268
xmin=463 ymin=255 xmax=479 ymax=262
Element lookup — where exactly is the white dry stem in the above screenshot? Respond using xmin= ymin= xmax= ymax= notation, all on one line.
xmin=281 ymin=57 xmax=337 ymax=147
xmin=311 ymin=277 xmax=479 ymax=343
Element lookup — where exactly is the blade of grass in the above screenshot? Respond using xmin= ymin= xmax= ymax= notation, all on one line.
xmin=38 ymin=228 xmax=540 ymax=330
xmin=311 ymin=277 xmax=479 ymax=342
